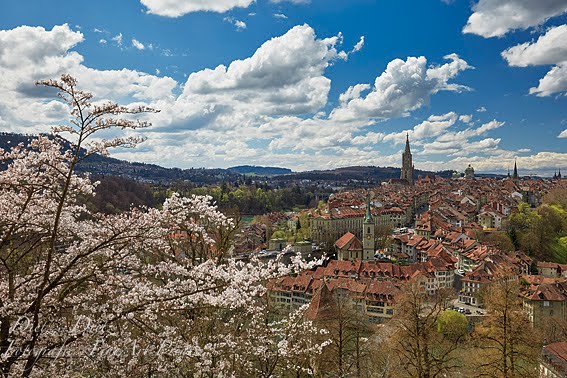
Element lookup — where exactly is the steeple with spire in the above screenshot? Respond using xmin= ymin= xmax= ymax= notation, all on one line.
xmin=400 ymin=133 xmax=414 ymax=185
xmin=512 ymin=159 xmax=519 ymax=182
xmin=364 ymin=192 xmax=373 ymax=224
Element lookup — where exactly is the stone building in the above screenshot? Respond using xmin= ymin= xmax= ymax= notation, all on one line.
xmin=512 ymin=159 xmax=519 ymax=182
xmin=540 ymin=342 xmax=567 ymax=378
xmin=362 ymin=194 xmax=375 ymax=259
xmin=400 ymin=134 xmax=414 ymax=185
xmin=310 ymin=209 xmax=364 ymax=245
xmin=335 ymin=232 xmax=364 ymax=261
xmin=521 ymin=279 xmax=567 ymax=334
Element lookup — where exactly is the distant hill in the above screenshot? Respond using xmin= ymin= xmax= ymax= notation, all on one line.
xmin=228 ymin=165 xmax=293 ymax=175
xmin=272 ymin=166 xmax=453 ymax=182
xmin=0 ymin=132 xmax=452 ymax=185
xmin=0 ymin=132 xmax=241 ymax=185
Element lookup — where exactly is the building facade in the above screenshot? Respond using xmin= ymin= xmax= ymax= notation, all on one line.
xmin=363 ymin=195 xmax=375 ymax=259
xmin=400 ymin=134 xmax=414 ymax=185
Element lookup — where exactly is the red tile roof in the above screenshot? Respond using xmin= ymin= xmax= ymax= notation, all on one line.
xmin=305 ymin=280 xmax=337 ymax=321
xmin=543 ymin=342 xmax=567 ymax=376
xmin=335 ymin=232 xmax=356 ymax=249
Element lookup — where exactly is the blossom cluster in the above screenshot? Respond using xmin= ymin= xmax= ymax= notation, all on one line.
xmin=0 ymin=75 xmax=327 ymax=377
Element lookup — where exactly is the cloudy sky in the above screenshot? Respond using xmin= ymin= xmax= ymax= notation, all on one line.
xmin=1 ymin=0 xmax=566 ymax=175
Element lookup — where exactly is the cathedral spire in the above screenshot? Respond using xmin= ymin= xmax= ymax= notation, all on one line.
xmin=512 ymin=159 xmax=519 ymax=182
xmin=400 ymin=133 xmax=414 ymax=185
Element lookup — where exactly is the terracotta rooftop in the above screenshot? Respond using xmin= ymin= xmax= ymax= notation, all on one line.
xmin=335 ymin=232 xmax=356 ymax=249
xmin=304 ymin=280 xmax=337 ymax=321
xmin=523 ymin=280 xmax=567 ymax=302
xmin=543 ymin=342 xmax=567 ymax=376
xmin=347 ymin=237 xmax=363 ymax=251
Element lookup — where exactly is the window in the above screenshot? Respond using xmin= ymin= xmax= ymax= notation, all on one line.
xmin=543 ymin=301 xmax=550 ymax=307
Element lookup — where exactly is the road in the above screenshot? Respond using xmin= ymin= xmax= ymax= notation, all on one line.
xmin=448 ymin=298 xmax=486 ymax=316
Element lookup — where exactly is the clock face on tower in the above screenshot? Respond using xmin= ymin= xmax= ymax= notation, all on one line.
xmin=366 ymin=235 xmax=371 ymax=240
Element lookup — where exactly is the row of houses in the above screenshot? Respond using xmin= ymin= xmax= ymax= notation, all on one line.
xmin=268 ymin=256 xmax=455 ymax=323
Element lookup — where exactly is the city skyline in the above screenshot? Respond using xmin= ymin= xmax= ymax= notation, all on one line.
xmin=1 ymin=0 xmax=566 ymax=175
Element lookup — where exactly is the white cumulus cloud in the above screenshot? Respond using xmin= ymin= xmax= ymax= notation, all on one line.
xmin=502 ymin=25 xmax=567 ymax=96
xmin=179 ymin=24 xmax=345 ymax=116
xmin=140 ymin=0 xmax=255 ymax=17
xmin=0 ymin=24 xmax=177 ymax=133
xmin=111 ymin=33 xmax=123 ymax=46
xmin=351 ymin=36 xmax=365 ymax=53
xmin=330 ymin=54 xmax=472 ymax=122
xmin=459 ymin=114 xmax=472 ymax=123
xmin=223 ymin=17 xmax=247 ymax=31
xmin=2 ymin=23 xmax=562 ymax=174
xmin=132 ymin=38 xmax=145 ymax=50
xmin=463 ymin=0 xmax=567 ymax=38
xmin=502 ymin=25 xmax=567 ymax=66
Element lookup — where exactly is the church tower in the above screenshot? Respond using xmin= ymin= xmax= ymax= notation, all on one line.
xmin=362 ymin=193 xmax=375 ymax=261
xmin=512 ymin=160 xmax=519 ymax=182
xmin=400 ymin=133 xmax=414 ymax=185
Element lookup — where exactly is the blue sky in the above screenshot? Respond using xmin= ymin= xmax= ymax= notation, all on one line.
xmin=0 ymin=0 xmax=566 ymax=175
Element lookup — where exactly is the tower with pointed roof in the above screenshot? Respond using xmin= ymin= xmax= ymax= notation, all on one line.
xmin=464 ymin=164 xmax=475 ymax=179
xmin=512 ymin=160 xmax=519 ymax=182
xmin=400 ymin=133 xmax=414 ymax=185
xmin=362 ymin=193 xmax=375 ymax=260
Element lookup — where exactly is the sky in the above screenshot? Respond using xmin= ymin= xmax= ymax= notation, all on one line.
xmin=0 ymin=0 xmax=566 ymax=175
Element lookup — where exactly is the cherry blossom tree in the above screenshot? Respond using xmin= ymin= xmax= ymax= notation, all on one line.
xmin=0 ymin=75 xmax=326 ymax=377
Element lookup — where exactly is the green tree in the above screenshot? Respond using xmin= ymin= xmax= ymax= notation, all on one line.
xmin=437 ymin=310 xmax=468 ymax=341
xmin=509 ymin=203 xmax=567 ymax=260
xmin=481 ymin=232 xmax=515 ymax=253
